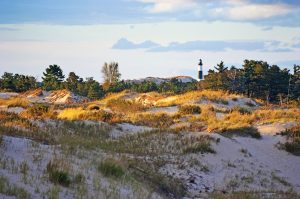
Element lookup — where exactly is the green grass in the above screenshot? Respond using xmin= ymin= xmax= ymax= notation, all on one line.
xmin=98 ymin=159 xmax=125 ymax=178
xmin=46 ymin=160 xmax=71 ymax=187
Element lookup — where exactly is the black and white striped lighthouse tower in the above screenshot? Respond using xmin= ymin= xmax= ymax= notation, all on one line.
xmin=198 ymin=59 xmax=203 ymax=81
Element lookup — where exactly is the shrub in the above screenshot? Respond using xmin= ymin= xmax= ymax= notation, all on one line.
xmin=98 ymin=159 xmax=125 ymax=178
xmin=20 ymin=104 xmax=56 ymax=119
xmin=178 ymin=105 xmax=201 ymax=115
xmin=46 ymin=160 xmax=71 ymax=187
xmin=282 ymin=125 xmax=300 ymax=156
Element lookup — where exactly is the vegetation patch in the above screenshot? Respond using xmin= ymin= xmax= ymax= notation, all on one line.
xmin=221 ymin=127 xmax=261 ymax=139
xmin=126 ymin=112 xmax=174 ymax=128
xmin=209 ymin=190 xmax=299 ymax=199
xmin=98 ymin=159 xmax=125 ymax=178
xmin=0 ymin=175 xmax=30 ymax=199
xmin=20 ymin=103 xmax=56 ymax=119
xmin=0 ymin=98 xmax=29 ymax=108
xmin=46 ymin=160 xmax=71 ymax=187
xmin=58 ymin=108 xmax=112 ymax=122
xmin=178 ymin=105 xmax=201 ymax=115
xmin=183 ymin=141 xmax=215 ymax=154
xmin=106 ymin=98 xmax=146 ymax=113
xmin=0 ymin=111 xmax=37 ymax=130
xmin=281 ymin=125 xmax=300 ymax=156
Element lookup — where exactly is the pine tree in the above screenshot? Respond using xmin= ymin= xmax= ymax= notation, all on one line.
xmin=42 ymin=65 xmax=65 ymax=91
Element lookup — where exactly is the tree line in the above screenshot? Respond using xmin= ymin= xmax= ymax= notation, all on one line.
xmin=0 ymin=60 xmax=299 ymax=104
xmin=201 ymin=60 xmax=300 ymax=104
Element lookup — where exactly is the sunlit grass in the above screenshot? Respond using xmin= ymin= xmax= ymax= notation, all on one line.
xmin=156 ymin=90 xmax=238 ymax=107
xmin=0 ymin=98 xmax=29 ymax=108
xmin=58 ymin=108 xmax=112 ymax=122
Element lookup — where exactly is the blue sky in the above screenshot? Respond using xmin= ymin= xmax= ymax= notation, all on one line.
xmin=0 ymin=0 xmax=300 ymax=81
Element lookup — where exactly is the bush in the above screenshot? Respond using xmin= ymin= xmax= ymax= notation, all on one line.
xmin=98 ymin=159 xmax=125 ymax=178
xmin=282 ymin=125 xmax=300 ymax=156
xmin=46 ymin=160 xmax=71 ymax=187
xmin=20 ymin=104 xmax=56 ymax=119
xmin=178 ymin=105 xmax=201 ymax=115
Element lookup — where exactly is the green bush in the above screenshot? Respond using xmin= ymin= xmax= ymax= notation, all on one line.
xmin=46 ymin=160 xmax=71 ymax=187
xmin=178 ymin=105 xmax=201 ymax=115
xmin=98 ymin=159 xmax=125 ymax=178
xmin=282 ymin=125 xmax=300 ymax=155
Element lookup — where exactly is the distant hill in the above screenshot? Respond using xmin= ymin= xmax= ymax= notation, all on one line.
xmin=124 ymin=76 xmax=196 ymax=85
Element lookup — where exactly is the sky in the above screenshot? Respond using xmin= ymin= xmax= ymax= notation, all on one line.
xmin=0 ymin=0 xmax=300 ymax=82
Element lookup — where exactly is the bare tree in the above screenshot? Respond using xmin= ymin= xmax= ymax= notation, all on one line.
xmin=101 ymin=62 xmax=121 ymax=86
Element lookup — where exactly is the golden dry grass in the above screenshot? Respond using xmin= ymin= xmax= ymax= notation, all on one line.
xmin=155 ymin=90 xmax=239 ymax=107
xmin=0 ymin=98 xmax=29 ymax=108
xmin=57 ymin=108 xmax=112 ymax=122
xmin=96 ymin=90 xmax=130 ymax=105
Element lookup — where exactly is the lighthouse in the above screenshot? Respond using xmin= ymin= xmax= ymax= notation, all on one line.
xmin=198 ymin=59 xmax=203 ymax=81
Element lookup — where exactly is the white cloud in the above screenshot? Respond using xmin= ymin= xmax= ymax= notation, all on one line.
xmin=226 ymin=4 xmax=293 ymax=20
xmin=135 ymin=0 xmax=197 ymax=13
xmin=135 ymin=0 xmax=296 ymax=21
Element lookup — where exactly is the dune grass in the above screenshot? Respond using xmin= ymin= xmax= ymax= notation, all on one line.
xmin=0 ymin=98 xmax=29 ymax=108
xmin=106 ymin=98 xmax=147 ymax=113
xmin=0 ymin=175 xmax=30 ymax=199
xmin=156 ymin=90 xmax=238 ymax=107
xmin=96 ymin=90 xmax=130 ymax=105
xmin=98 ymin=159 xmax=125 ymax=178
xmin=58 ymin=108 xmax=112 ymax=122
xmin=209 ymin=190 xmax=299 ymax=199
xmin=0 ymin=111 xmax=37 ymax=130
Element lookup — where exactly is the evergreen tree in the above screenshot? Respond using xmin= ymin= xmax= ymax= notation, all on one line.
xmin=42 ymin=65 xmax=65 ymax=91
xmin=87 ymin=82 xmax=104 ymax=99
xmin=65 ymin=72 xmax=83 ymax=93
